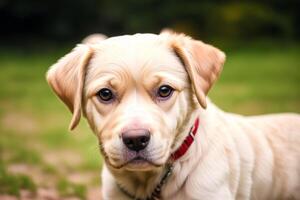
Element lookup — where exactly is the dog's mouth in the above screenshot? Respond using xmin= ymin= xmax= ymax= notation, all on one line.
xmin=124 ymin=156 xmax=162 ymax=170
xmin=126 ymin=155 xmax=156 ymax=166
xmin=130 ymin=156 xmax=150 ymax=164
xmin=107 ymin=155 xmax=163 ymax=170
xmin=101 ymin=141 xmax=169 ymax=170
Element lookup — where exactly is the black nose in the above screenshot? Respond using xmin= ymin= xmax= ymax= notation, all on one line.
xmin=122 ymin=129 xmax=150 ymax=152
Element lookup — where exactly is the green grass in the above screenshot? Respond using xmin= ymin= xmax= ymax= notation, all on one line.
xmin=57 ymin=179 xmax=87 ymax=200
xmin=0 ymin=42 xmax=299 ymax=198
xmin=209 ymin=43 xmax=300 ymax=114
xmin=0 ymin=164 xmax=36 ymax=196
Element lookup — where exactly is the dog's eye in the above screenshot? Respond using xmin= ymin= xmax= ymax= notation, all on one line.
xmin=156 ymin=85 xmax=174 ymax=100
xmin=97 ymin=88 xmax=114 ymax=102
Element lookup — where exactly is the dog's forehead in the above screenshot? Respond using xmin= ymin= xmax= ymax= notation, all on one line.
xmin=87 ymin=34 xmax=184 ymax=80
xmin=95 ymin=33 xmax=166 ymax=56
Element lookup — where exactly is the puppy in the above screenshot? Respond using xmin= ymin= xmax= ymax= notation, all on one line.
xmin=46 ymin=32 xmax=300 ymax=200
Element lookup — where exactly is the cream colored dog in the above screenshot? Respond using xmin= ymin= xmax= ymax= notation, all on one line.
xmin=46 ymin=32 xmax=300 ymax=200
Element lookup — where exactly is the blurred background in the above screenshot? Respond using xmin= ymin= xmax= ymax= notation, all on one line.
xmin=0 ymin=0 xmax=299 ymax=199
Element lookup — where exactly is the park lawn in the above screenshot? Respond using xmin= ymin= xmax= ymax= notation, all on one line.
xmin=0 ymin=42 xmax=299 ymax=199
xmin=211 ymin=42 xmax=300 ymax=114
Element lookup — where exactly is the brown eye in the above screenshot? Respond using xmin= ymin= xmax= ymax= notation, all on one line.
xmin=157 ymin=85 xmax=174 ymax=99
xmin=97 ymin=88 xmax=114 ymax=102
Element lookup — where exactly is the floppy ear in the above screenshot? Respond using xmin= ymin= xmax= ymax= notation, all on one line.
xmin=46 ymin=45 xmax=93 ymax=130
xmin=162 ymin=33 xmax=225 ymax=108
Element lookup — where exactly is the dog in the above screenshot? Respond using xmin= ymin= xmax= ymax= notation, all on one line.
xmin=46 ymin=31 xmax=300 ymax=200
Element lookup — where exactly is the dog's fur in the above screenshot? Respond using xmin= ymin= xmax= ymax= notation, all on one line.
xmin=46 ymin=32 xmax=300 ymax=200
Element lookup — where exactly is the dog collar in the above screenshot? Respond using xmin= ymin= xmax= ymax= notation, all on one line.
xmin=171 ymin=117 xmax=200 ymax=161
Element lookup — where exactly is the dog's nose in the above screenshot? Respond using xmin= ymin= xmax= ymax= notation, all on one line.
xmin=122 ymin=129 xmax=150 ymax=152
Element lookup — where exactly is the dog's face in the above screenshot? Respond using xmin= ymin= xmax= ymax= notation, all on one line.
xmin=46 ymin=32 xmax=225 ymax=171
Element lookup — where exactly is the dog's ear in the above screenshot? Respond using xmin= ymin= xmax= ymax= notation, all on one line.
xmin=82 ymin=33 xmax=107 ymax=44
xmin=162 ymin=32 xmax=225 ymax=108
xmin=46 ymin=45 xmax=93 ymax=130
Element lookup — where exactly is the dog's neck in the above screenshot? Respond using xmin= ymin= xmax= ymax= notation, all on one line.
xmin=108 ymin=108 xmax=205 ymax=199
xmin=111 ymin=166 xmax=164 ymax=198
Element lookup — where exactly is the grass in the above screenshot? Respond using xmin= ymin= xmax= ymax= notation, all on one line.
xmin=0 ymin=41 xmax=299 ymax=198
xmin=57 ymin=179 xmax=87 ymax=200
xmin=210 ymin=43 xmax=300 ymax=114
xmin=0 ymin=163 xmax=36 ymax=196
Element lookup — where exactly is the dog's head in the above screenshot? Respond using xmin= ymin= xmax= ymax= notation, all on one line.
xmin=46 ymin=32 xmax=225 ymax=171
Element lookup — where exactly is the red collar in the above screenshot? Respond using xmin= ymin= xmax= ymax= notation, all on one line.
xmin=171 ymin=117 xmax=200 ymax=161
